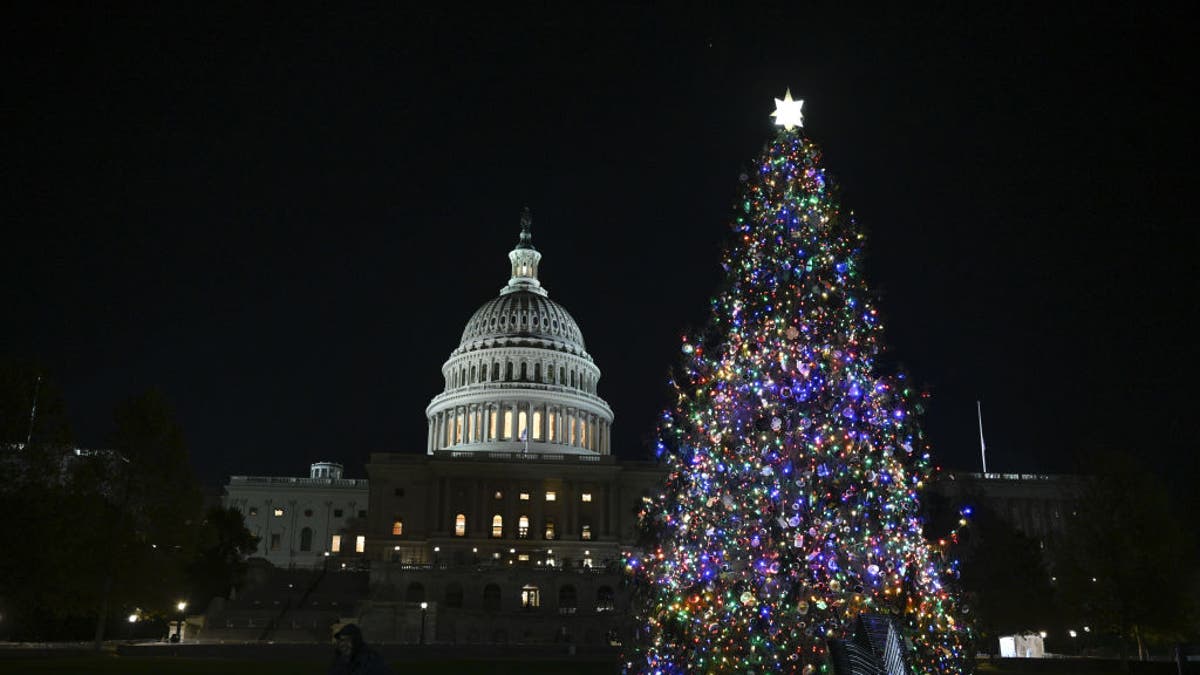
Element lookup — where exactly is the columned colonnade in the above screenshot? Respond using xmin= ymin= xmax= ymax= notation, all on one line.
xmin=427 ymin=401 xmax=609 ymax=454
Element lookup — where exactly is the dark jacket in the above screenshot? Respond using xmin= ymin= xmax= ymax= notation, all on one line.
xmin=327 ymin=647 xmax=392 ymax=675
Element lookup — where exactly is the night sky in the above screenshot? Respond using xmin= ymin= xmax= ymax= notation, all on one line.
xmin=5 ymin=5 xmax=1195 ymax=490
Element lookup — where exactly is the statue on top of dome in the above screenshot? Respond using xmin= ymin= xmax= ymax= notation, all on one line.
xmin=517 ymin=207 xmax=534 ymax=249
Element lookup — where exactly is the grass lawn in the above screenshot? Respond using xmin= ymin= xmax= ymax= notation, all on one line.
xmin=0 ymin=655 xmax=620 ymax=675
xmin=0 ymin=654 xmax=1179 ymax=674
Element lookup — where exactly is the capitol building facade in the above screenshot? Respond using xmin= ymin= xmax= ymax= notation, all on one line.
xmin=355 ymin=213 xmax=663 ymax=645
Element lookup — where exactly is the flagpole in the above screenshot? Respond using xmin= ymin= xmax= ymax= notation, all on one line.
xmin=976 ymin=400 xmax=989 ymax=475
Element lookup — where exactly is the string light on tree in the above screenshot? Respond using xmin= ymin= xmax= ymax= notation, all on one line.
xmin=623 ymin=92 xmax=970 ymax=674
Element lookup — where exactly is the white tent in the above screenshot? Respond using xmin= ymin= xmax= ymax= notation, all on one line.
xmin=998 ymin=633 xmax=1045 ymax=658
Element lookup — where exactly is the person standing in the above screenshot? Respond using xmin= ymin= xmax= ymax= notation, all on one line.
xmin=328 ymin=623 xmax=393 ymax=675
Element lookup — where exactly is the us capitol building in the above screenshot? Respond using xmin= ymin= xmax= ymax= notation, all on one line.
xmin=350 ymin=212 xmax=663 ymax=645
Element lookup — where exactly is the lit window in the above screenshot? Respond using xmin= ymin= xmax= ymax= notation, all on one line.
xmin=521 ymin=584 xmax=540 ymax=608
xmin=455 ymin=514 xmax=467 ymax=537
xmin=355 ymin=535 xmax=365 ymax=554
xmin=331 ymin=535 xmax=342 ymax=553
xmin=548 ymin=410 xmax=557 ymax=441
xmin=581 ymin=524 xmax=592 ymax=541
xmin=518 ymin=515 xmax=530 ymax=539
xmin=392 ymin=519 xmax=403 ymax=536
xmin=519 ymin=492 xmax=530 ymax=501
xmin=518 ymin=553 xmax=530 ymax=561
xmin=545 ymin=491 xmax=557 ymax=502
xmin=503 ymin=410 xmax=513 ymax=439
xmin=583 ymin=557 xmax=593 ymax=568
xmin=488 ymin=410 xmax=497 ymax=440
xmin=544 ymin=519 xmax=556 ymax=540
xmin=274 ymin=507 xmax=284 ymax=517
xmin=518 ymin=410 xmax=527 ymax=440
xmin=581 ymin=493 xmax=592 ymax=502
xmin=492 ymin=514 xmax=503 ymax=538
xmin=532 ymin=409 xmax=543 ymax=440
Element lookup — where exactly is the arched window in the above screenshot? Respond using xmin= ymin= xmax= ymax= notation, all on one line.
xmin=392 ymin=519 xmax=403 ymax=536
xmin=518 ymin=515 xmax=530 ymax=539
xmin=505 ymin=361 xmax=514 ymax=380
xmin=483 ymin=583 xmax=502 ymax=612
xmin=300 ymin=527 xmax=313 ymax=551
xmin=534 ymin=363 xmax=541 ymax=382
xmin=596 ymin=586 xmax=615 ymax=612
xmin=521 ymin=584 xmax=540 ymax=609
xmin=406 ymin=582 xmax=425 ymax=603
xmin=548 ymin=409 xmax=557 ymax=442
xmin=503 ymin=410 xmax=513 ymax=439
xmin=580 ymin=520 xmax=592 ymax=541
xmin=491 ymin=514 xmax=503 ymax=538
xmin=492 ymin=362 xmax=500 ymax=380
xmin=445 ymin=582 xmax=464 ymax=608
xmin=532 ymin=409 xmax=543 ymax=441
xmin=519 ymin=362 xmax=527 ymax=381
xmin=455 ymin=513 xmax=467 ymax=537
xmin=558 ymin=585 xmax=577 ymax=614
xmin=544 ymin=518 xmax=556 ymax=540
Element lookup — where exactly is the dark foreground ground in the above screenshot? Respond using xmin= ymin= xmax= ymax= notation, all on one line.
xmin=0 ymin=644 xmax=1187 ymax=674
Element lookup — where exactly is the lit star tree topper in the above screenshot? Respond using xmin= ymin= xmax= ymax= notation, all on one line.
xmin=771 ymin=88 xmax=805 ymax=130
xmin=623 ymin=95 xmax=970 ymax=674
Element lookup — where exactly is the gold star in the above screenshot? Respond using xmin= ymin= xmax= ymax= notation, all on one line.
xmin=771 ymin=89 xmax=805 ymax=130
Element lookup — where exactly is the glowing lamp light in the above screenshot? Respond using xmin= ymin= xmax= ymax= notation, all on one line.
xmin=127 ymin=613 xmax=138 ymax=623
xmin=176 ymin=601 xmax=188 ymax=612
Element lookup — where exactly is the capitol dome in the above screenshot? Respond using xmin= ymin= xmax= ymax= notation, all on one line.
xmin=455 ymin=291 xmax=588 ymax=358
xmin=425 ymin=210 xmax=613 ymax=457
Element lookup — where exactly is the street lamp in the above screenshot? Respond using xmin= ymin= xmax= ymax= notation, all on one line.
xmin=172 ymin=601 xmax=188 ymax=642
xmin=419 ymin=602 xmax=428 ymax=645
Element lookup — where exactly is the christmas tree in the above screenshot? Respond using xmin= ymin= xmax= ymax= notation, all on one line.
xmin=624 ymin=92 xmax=970 ymax=674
